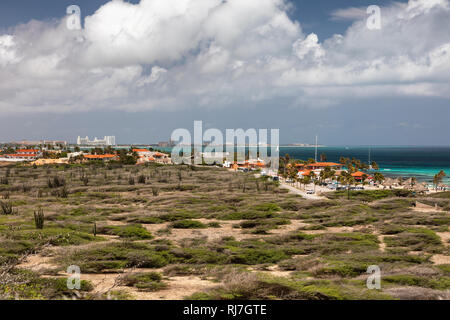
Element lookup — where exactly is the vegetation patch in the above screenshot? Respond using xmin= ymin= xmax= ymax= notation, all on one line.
xmin=171 ymin=220 xmax=207 ymax=229
xmin=98 ymin=224 xmax=153 ymax=240
xmin=119 ymin=272 xmax=167 ymax=291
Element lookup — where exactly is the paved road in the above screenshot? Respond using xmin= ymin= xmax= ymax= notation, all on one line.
xmin=279 ymin=182 xmax=326 ymax=200
xmin=253 ymin=173 xmax=326 ymax=200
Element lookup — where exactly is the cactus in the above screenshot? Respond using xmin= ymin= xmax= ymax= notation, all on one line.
xmin=0 ymin=201 xmax=17 ymax=215
xmin=138 ymin=175 xmax=146 ymax=184
xmin=93 ymin=222 xmax=97 ymax=237
xmin=34 ymin=208 xmax=44 ymax=229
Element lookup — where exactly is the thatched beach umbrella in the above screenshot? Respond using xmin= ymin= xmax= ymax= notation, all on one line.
xmin=383 ymin=177 xmax=395 ymax=187
xmin=404 ymin=177 xmax=413 ymax=186
xmin=413 ymin=184 xmax=427 ymax=193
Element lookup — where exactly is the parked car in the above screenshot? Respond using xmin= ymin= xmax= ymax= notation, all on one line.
xmin=286 ymin=178 xmax=294 ymax=183
xmin=306 ymin=189 xmax=315 ymax=194
xmin=272 ymin=176 xmax=279 ymax=182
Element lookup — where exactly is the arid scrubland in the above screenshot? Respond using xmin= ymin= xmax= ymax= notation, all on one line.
xmin=0 ymin=163 xmax=449 ymax=300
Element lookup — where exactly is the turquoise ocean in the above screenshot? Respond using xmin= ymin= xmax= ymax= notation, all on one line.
xmin=278 ymin=146 xmax=450 ymax=185
xmin=157 ymin=145 xmax=450 ymax=185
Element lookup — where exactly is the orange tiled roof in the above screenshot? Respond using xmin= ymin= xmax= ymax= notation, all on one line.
xmin=351 ymin=171 xmax=366 ymax=177
xmin=17 ymin=149 xmax=39 ymax=153
xmin=133 ymin=149 xmax=149 ymax=152
xmin=5 ymin=154 xmax=38 ymax=157
xmin=298 ymin=170 xmax=312 ymax=176
xmin=154 ymin=152 xmax=165 ymax=157
xmin=307 ymin=162 xmax=341 ymax=167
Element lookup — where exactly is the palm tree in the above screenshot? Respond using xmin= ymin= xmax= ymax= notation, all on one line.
xmin=373 ymin=172 xmax=385 ymax=185
xmin=371 ymin=161 xmax=379 ymax=170
xmin=433 ymin=170 xmax=446 ymax=190
xmin=339 ymin=172 xmax=355 ymax=200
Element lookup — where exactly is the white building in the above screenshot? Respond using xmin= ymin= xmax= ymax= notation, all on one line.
xmin=77 ymin=136 xmax=116 ymax=146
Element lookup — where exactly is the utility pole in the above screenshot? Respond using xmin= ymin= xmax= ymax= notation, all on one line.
xmin=314 ymin=135 xmax=318 ymax=162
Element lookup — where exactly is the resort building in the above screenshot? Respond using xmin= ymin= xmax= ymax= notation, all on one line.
xmin=77 ymin=136 xmax=116 ymax=146
xmin=351 ymin=171 xmax=373 ymax=181
xmin=134 ymin=149 xmax=172 ymax=164
xmin=229 ymin=158 xmax=266 ymax=170
xmin=0 ymin=149 xmax=43 ymax=162
xmin=16 ymin=149 xmax=40 ymax=155
xmin=295 ymin=162 xmax=343 ymax=170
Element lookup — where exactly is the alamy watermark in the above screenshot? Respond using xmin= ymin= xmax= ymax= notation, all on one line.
xmin=65 ymin=4 xmax=382 ymax=32
xmin=66 ymin=5 xmax=82 ymax=30
xmin=366 ymin=265 xmax=381 ymax=289
xmin=170 ymin=121 xmax=279 ymax=172
xmin=367 ymin=5 xmax=382 ymax=30
xmin=67 ymin=265 xmax=81 ymax=290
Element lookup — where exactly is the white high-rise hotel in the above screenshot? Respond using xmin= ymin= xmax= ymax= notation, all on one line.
xmin=77 ymin=136 xmax=116 ymax=146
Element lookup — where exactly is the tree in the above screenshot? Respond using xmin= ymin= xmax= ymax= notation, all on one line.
xmin=339 ymin=171 xmax=355 ymax=200
xmin=373 ymin=172 xmax=385 ymax=185
xmin=118 ymin=149 xmax=137 ymax=165
xmin=433 ymin=170 xmax=446 ymax=190
xmin=371 ymin=161 xmax=379 ymax=170
xmin=361 ymin=173 xmax=368 ymax=185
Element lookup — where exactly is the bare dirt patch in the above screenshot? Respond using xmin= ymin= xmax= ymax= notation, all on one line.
xmin=431 ymin=254 xmax=450 ymax=265
xmin=143 ymin=219 xmax=260 ymax=242
xmin=121 ymin=275 xmax=217 ymax=300
xmin=17 ymin=254 xmax=59 ymax=273
xmin=436 ymin=232 xmax=450 ymax=246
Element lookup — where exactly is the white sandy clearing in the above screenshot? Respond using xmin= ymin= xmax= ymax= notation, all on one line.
xmin=431 ymin=254 xmax=450 ymax=265
xmin=17 ymin=254 xmax=59 ymax=272
xmin=412 ymin=202 xmax=442 ymax=213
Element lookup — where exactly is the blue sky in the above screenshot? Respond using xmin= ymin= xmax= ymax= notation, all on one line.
xmin=0 ymin=0 xmax=449 ymax=145
xmin=0 ymin=0 xmax=394 ymax=38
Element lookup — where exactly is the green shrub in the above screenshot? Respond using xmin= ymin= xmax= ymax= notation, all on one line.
xmin=100 ymin=224 xmax=153 ymax=240
xmin=383 ymin=274 xmax=450 ymax=290
xmin=172 ymin=220 xmax=207 ymax=229
xmin=119 ymin=272 xmax=167 ymax=291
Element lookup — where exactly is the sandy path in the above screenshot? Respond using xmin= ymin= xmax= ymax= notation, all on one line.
xmin=279 ymin=182 xmax=326 ymax=200
xmin=437 ymin=232 xmax=450 ymax=246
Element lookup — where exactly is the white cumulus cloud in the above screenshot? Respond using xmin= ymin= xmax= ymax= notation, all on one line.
xmin=0 ymin=0 xmax=449 ymax=114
